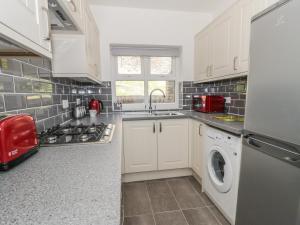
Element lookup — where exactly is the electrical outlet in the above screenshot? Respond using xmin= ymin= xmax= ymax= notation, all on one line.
xmin=225 ymin=97 xmax=231 ymax=104
xmin=62 ymin=100 xmax=69 ymax=109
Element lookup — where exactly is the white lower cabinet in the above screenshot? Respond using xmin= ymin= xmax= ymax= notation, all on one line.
xmin=157 ymin=119 xmax=189 ymax=170
xmin=123 ymin=120 xmax=157 ymax=173
xmin=191 ymin=120 xmax=205 ymax=178
xmin=123 ymin=119 xmax=189 ymax=173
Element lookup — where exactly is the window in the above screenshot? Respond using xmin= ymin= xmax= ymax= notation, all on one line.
xmin=117 ymin=56 xmax=141 ymax=75
xmin=150 ymin=57 xmax=172 ymax=75
xmin=116 ymin=81 xmax=144 ymax=104
xmin=148 ymin=81 xmax=175 ymax=103
xmin=113 ymin=56 xmax=179 ymax=110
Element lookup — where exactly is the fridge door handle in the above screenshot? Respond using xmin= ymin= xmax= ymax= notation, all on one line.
xmin=247 ymin=138 xmax=261 ymax=148
xmin=244 ymin=136 xmax=300 ymax=167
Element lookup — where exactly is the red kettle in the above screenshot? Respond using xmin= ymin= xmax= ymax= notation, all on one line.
xmin=88 ymin=99 xmax=104 ymax=114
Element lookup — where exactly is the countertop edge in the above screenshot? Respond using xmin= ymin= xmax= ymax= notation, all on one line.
xmin=122 ymin=112 xmax=244 ymax=135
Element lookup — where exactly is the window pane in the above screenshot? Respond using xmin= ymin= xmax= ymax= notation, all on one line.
xmin=118 ymin=56 xmax=141 ymax=74
xmin=148 ymin=81 xmax=175 ymax=103
xmin=150 ymin=57 xmax=172 ymax=75
xmin=116 ymin=81 xmax=144 ymax=104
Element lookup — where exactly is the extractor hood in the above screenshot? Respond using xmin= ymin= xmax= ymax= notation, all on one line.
xmin=48 ymin=0 xmax=77 ymax=31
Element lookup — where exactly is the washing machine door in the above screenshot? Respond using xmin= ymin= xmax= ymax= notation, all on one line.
xmin=207 ymin=146 xmax=233 ymax=193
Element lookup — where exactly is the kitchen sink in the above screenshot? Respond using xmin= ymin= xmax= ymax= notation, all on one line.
xmin=214 ymin=115 xmax=244 ymax=122
xmin=123 ymin=111 xmax=151 ymax=116
xmin=153 ymin=112 xmax=184 ymax=116
xmin=123 ymin=111 xmax=184 ymax=117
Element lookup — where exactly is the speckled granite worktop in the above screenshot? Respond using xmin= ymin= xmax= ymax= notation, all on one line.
xmin=0 ymin=113 xmax=123 ymax=225
xmin=183 ymin=111 xmax=244 ymax=135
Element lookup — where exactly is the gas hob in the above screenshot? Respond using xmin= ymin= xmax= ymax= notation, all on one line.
xmin=39 ymin=123 xmax=115 ymax=146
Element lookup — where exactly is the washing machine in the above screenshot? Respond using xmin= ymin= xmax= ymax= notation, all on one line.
xmin=203 ymin=126 xmax=242 ymax=224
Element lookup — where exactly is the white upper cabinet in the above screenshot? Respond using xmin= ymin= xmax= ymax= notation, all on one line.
xmin=157 ymin=119 xmax=189 ymax=170
xmin=0 ymin=0 xmax=52 ymax=58
xmin=37 ymin=0 xmax=52 ymax=52
xmin=235 ymin=0 xmax=253 ymax=74
xmin=51 ymin=1 xmax=101 ymax=83
xmin=84 ymin=4 xmax=100 ymax=80
xmin=210 ymin=8 xmax=237 ymax=78
xmin=55 ymin=0 xmax=84 ymax=32
xmin=194 ymin=0 xmax=280 ymax=83
xmin=194 ymin=28 xmax=212 ymax=81
xmin=0 ymin=0 xmax=40 ymax=44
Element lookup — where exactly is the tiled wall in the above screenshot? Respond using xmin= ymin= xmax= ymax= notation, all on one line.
xmin=0 ymin=57 xmax=112 ymax=133
xmin=182 ymin=77 xmax=247 ymax=116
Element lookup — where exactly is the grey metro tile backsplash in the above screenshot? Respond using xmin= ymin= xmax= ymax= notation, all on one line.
xmin=4 ymin=95 xmax=27 ymax=111
xmin=0 ymin=95 xmax=4 ymax=112
xmin=0 ymin=57 xmax=113 ymax=132
xmin=181 ymin=77 xmax=247 ymax=116
xmin=0 ymin=75 xmax=14 ymax=92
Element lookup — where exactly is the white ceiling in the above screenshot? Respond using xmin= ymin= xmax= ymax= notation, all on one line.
xmin=89 ymin=0 xmax=237 ymax=13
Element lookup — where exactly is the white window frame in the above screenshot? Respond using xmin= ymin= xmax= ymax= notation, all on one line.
xmin=112 ymin=56 xmax=180 ymax=111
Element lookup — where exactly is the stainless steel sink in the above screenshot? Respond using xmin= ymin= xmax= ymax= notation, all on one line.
xmin=123 ymin=111 xmax=150 ymax=116
xmin=153 ymin=112 xmax=184 ymax=116
xmin=123 ymin=111 xmax=184 ymax=117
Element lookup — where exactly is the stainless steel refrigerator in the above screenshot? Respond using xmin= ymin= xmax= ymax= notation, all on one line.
xmin=236 ymin=0 xmax=300 ymax=225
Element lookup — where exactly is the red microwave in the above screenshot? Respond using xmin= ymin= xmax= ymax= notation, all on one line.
xmin=192 ymin=95 xmax=225 ymax=113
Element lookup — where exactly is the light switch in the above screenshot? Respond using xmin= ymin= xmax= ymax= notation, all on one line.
xmin=62 ymin=100 xmax=69 ymax=109
xmin=225 ymin=97 xmax=231 ymax=104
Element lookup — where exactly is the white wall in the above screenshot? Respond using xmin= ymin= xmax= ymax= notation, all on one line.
xmin=212 ymin=0 xmax=239 ymax=18
xmin=90 ymin=5 xmax=212 ymax=81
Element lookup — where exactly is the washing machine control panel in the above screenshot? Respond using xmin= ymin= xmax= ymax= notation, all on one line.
xmin=207 ymin=127 xmax=241 ymax=149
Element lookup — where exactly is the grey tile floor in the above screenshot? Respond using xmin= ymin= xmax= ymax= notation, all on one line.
xmin=122 ymin=176 xmax=230 ymax=225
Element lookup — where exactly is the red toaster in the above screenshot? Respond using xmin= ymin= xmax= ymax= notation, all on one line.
xmin=0 ymin=114 xmax=39 ymax=171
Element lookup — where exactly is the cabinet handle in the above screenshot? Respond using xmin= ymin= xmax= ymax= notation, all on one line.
xmin=67 ymin=0 xmax=77 ymax=12
xmin=233 ymin=56 xmax=238 ymax=71
xmin=153 ymin=123 xmax=156 ymax=133
xmin=159 ymin=122 xmax=162 ymax=133
xmin=199 ymin=124 xmax=202 ymax=136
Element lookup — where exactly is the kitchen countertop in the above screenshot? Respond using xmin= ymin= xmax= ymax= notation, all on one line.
xmin=0 ymin=113 xmax=123 ymax=225
xmin=122 ymin=110 xmax=244 ymax=135
xmin=184 ymin=111 xmax=244 ymax=135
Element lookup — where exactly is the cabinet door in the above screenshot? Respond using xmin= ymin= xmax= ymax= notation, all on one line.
xmin=157 ymin=119 xmax=189 ymax=170
xmin=123 ymin=121 xmax=158 ymax=173
xmin=191 ymin=121 xmax=205 ymax=178
xmin=235 ymin=0 xmax=253 ymax=74
xmin=0 ymin=0 xmax=39 ymax=44
xmin=84 ymin=6 xmax=99 ymax=78
xmin=194 ymin=28 xmax=211 ymax=81
xmin=211 ymin=8 xmax=236 ymax=78
xmin=37 ymin=0 xmax=51 ymax=52
xmin=94 ymin=28 xmax=101 ymax=80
